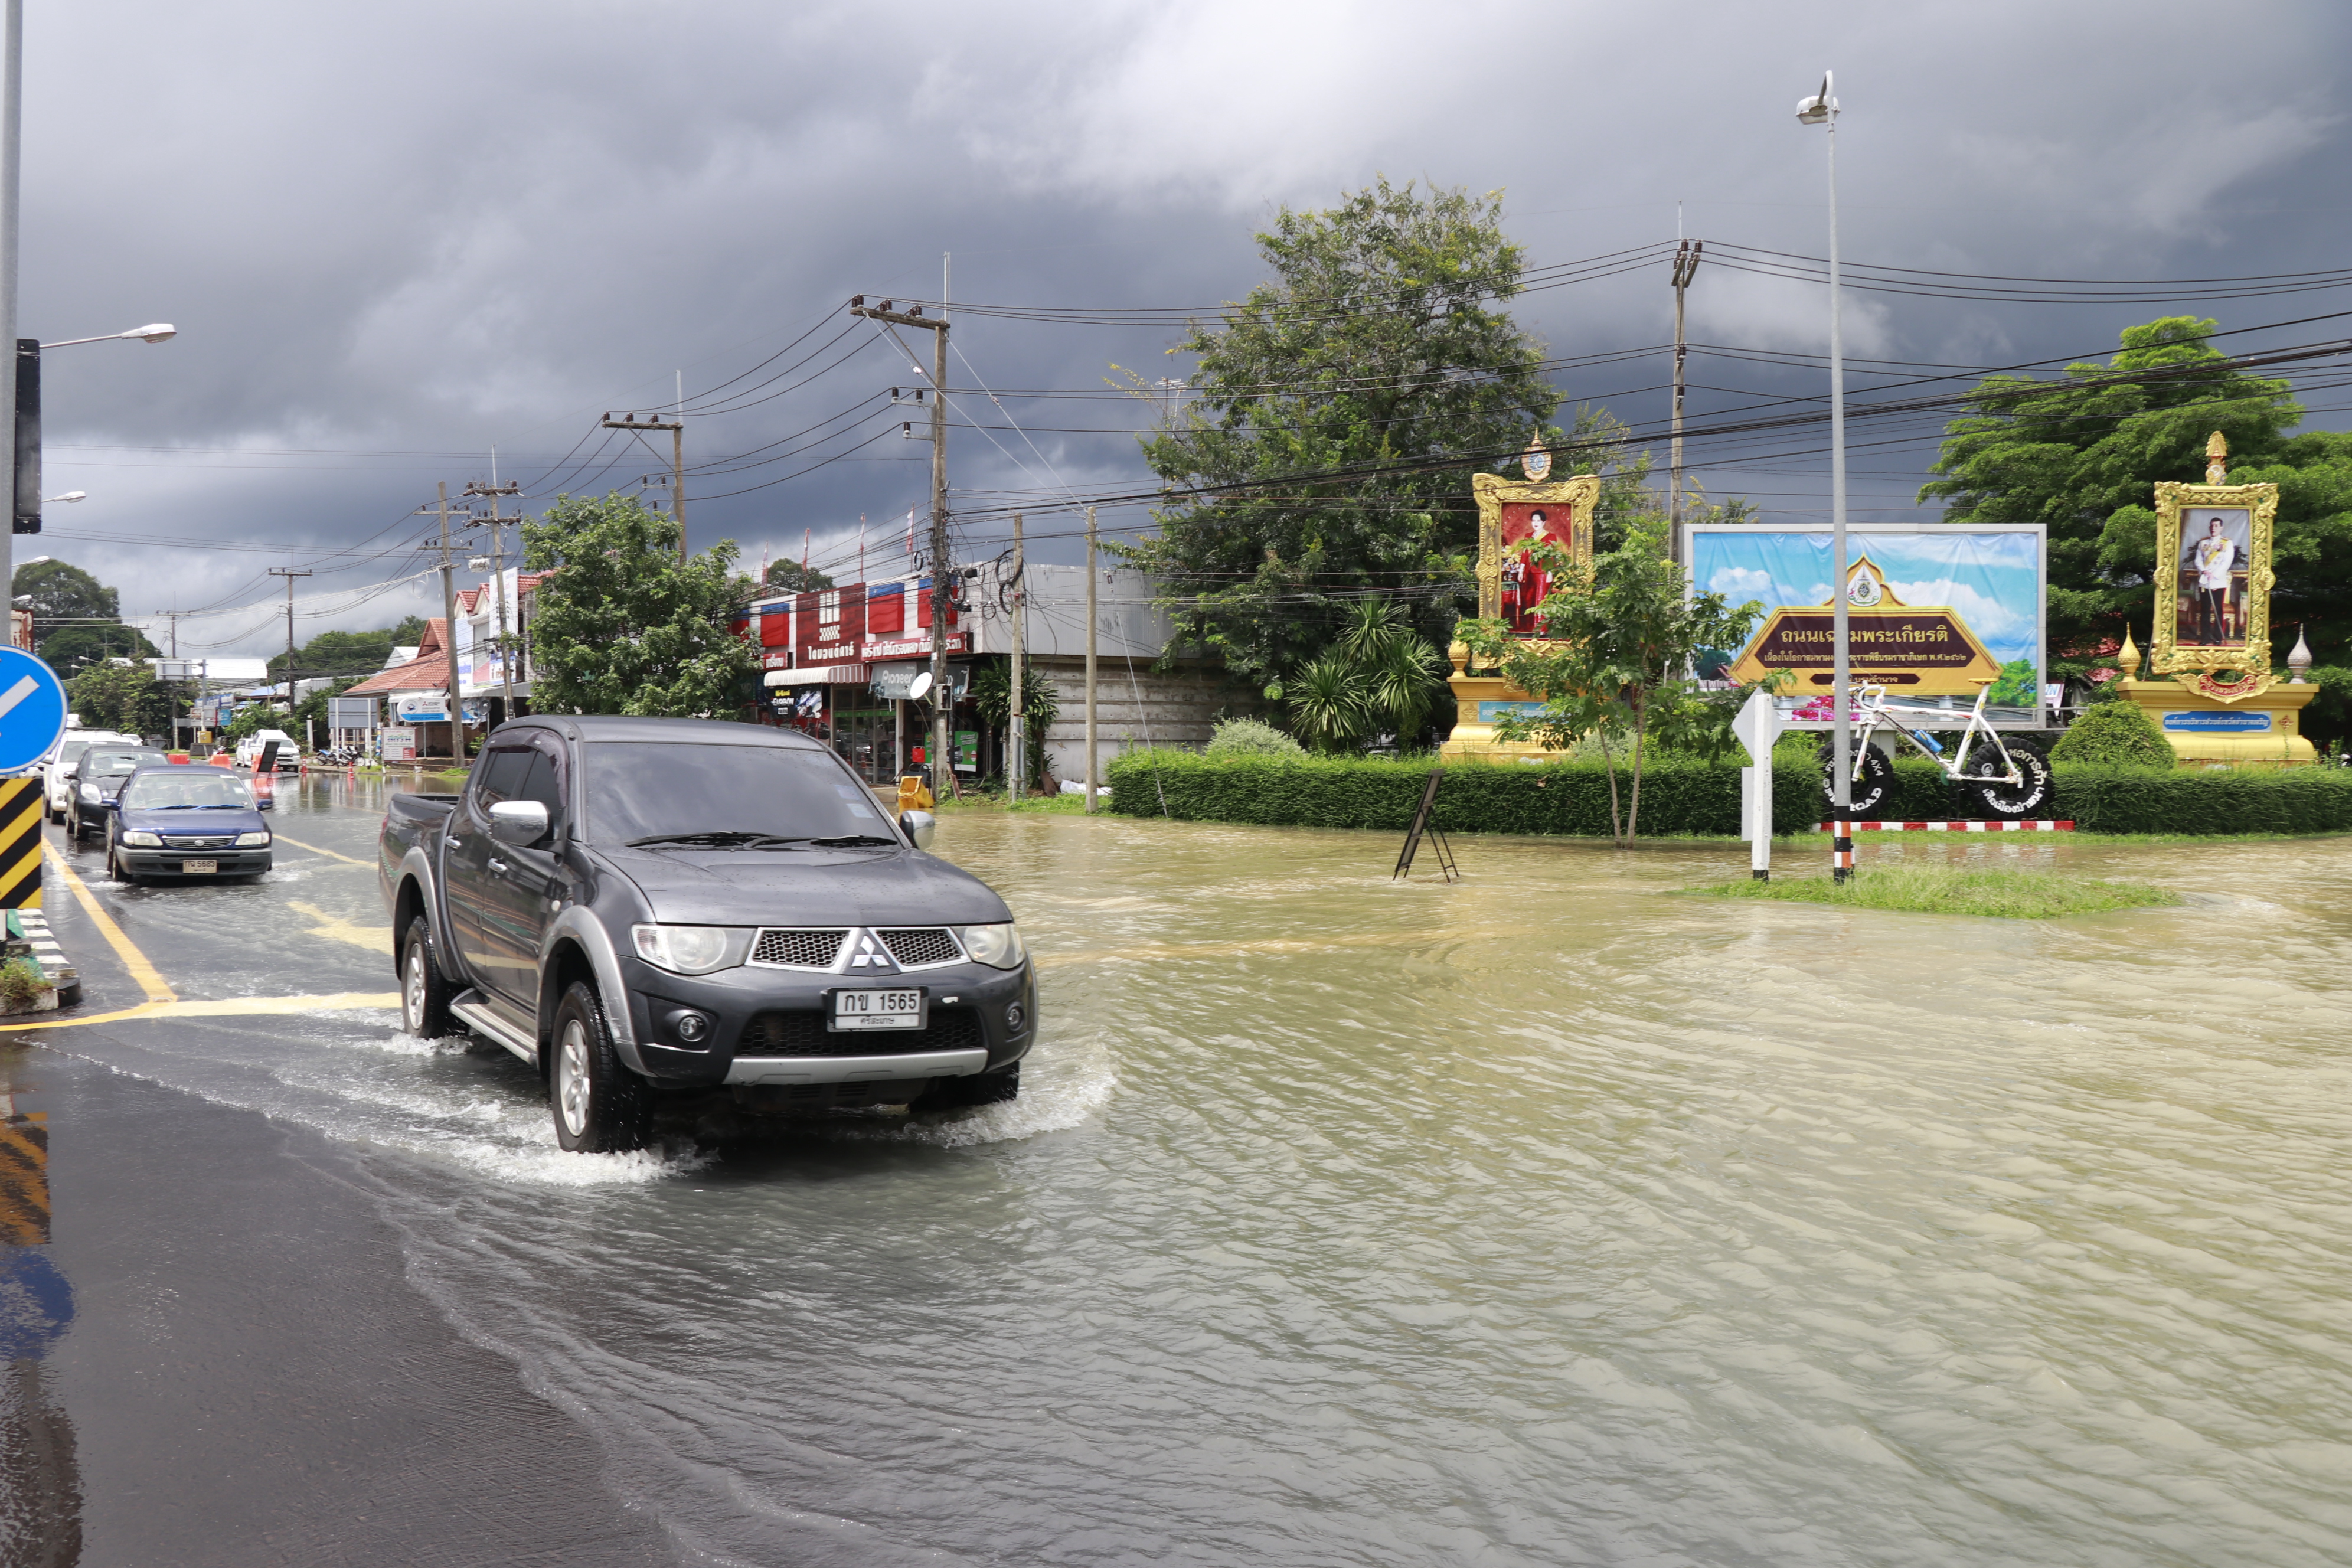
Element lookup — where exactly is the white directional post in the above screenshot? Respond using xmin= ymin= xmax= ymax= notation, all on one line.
xmin=1734 ymin=688 xmax=1788 ymax=881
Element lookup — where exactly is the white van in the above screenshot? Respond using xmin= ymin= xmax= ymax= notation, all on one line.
xmin=236 ymin=729 xmax=302 ymax=771
xmin=44 ymin=730 xmax=138 ymax=822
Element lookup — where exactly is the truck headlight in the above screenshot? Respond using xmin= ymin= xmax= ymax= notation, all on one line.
xmin=956 ymin=923 xmax=1025 ymax=969
xmin=235 ymin=831 xmax=270 ymax=847
xmin=630 ymin=923 xmax=752 ymax=975
xmin=122 ymin=830 xmax=162 ymax=847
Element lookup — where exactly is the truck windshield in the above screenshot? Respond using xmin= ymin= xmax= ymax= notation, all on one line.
xmin=581 ymin=743 xmax=894 ymax=847
xmin=122 ymin=772 xmax=254 ymax=809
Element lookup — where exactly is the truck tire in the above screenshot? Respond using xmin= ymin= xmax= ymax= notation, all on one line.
xmin=400 ymin=915 xmax=453 ymax=1039
xmin=550 ymin=981 xmax=654 ymax=1154
xmin=913 ymin=1064 xmax=1020 ymax=1112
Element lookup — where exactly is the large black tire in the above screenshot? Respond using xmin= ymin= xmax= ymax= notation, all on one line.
xmin=1819 ymin=742 xmax=1896 ymax=818
xmin=1966 ymin=746 xmax=2053 ymax=819
xmin=550 ymin=980 xmax=654 ymax=1153
xmin=399 ymin=914 xmax=453 ymax=1040
xmin=913 ymin=1064 xmax=1021 ymax=1113
xmin=104 ymin=840 xmax=138 ymax=886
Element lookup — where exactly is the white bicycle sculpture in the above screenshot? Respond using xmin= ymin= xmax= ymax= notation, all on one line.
xmin=1817 ymin=678 xmax=2053 ymax=819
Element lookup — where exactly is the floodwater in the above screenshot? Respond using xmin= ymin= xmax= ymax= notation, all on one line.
xmin=32 ymin=780 xmax=2352 ymax=1564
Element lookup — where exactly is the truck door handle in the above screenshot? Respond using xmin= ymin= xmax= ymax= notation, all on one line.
xmin=487 ymin=857 xmax=509 ymax=874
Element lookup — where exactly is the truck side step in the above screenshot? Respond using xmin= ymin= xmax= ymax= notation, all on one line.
xmin=450 ymin=991 xmax=539 ymax=1066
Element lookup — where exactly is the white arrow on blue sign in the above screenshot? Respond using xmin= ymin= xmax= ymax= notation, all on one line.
xmin=0 ymin=647 xmax=70 ymax=776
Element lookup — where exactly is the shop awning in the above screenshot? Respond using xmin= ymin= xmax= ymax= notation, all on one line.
xmin=764 ymin=665 xmax=868 ymax=687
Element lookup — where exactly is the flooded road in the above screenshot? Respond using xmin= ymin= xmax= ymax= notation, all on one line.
xmin=11 ymin=775 xmax=2352 ymax=1565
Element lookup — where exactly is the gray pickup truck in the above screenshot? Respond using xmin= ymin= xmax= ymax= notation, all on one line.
xmin=378 ymin=715 xmax=1035 ymax=1151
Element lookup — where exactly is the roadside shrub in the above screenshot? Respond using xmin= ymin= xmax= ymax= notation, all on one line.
xmin=1104 ymin=749 xmax=1959 ymax=837
xmin=2050 ymin=701 xmax=2175 ymax=769
xmin=1203 ymin=716 xmax=1306 ymax=760
xmin=1102 ymin=749 xmax=2352 ymax=837
xmin=0 ymin=956 xmax=53 ymax=1008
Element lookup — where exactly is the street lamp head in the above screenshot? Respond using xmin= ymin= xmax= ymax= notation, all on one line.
xmin=43 ymin=491 xmax=85 ymax=504
xmin=132 ymin=324 xmax=176 ymax=343
xmin=1796 ymin=72 xmax=1835 ymax=126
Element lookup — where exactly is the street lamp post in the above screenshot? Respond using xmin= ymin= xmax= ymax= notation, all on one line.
xmin=1797 ymin=72 xmax=1853 ymax=880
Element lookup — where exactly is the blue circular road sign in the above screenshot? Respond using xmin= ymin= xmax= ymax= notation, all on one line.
xmin=0 ymin=647 xmax=68 ymax=776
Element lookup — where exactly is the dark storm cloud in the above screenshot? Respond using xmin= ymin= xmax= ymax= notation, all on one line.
xmin=17 ymin=0 xmax=2347 ymax=653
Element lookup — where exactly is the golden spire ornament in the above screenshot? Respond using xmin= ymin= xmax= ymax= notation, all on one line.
xmin=2206 ymin=430 xmax=2228 ymax=484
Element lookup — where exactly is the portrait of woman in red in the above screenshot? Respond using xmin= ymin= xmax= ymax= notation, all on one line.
xmin=1499 ymin=503 xmax=1568 ymax=635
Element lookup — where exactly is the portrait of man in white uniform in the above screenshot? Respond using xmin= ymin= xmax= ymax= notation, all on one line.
xmin=2177 ymin=508 xmax=2249 ymax=646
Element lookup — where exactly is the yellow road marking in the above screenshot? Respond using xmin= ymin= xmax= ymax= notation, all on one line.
xmin=288 ymin=900 xmax=394 ymax=953
xmin=41 ymin=843 xmax=176 ymax=1004
xmin=0 ymin=991 xmax=401 ymax=1033
xmin=270 ymin=832 xmax=374 ymax=867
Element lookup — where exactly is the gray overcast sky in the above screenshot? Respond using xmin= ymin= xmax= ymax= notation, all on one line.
xmin=18 ymin=0 xmax=2351 ymax=657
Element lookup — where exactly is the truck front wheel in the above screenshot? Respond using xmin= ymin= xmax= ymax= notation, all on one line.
xmin=550 ymin=981 xmax=654 ymax=1154
xmin=400 ymin=916 xmax=452 ymax=1038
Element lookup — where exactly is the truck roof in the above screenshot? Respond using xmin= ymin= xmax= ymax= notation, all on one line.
xmin=496 ymin=716 xmax=829 ymax=750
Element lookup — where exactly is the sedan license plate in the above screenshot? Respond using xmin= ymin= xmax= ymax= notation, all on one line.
xmin=181 ymin=859 xmax=218 ymax=875
xmin=831 ymin=988 xmax=923 ymax=1030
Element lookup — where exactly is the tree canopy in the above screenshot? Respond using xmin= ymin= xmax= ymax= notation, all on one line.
xmin=764 ymin=560 xmax=835 ymax=594
xmin=267 ymin=626 xmax=411 ymax=681
xmin=1920 ymin=315 xmax=2352 ymax=675
xmin=521 ymin=493 xmax=760 ymax=717
xmin=1122 ymin=178 xmax=1584 ymax=694
xmin=12 ymin=558 xmax=159 ymax=672
xmin=68 ymin=659 xmax=172 ymax=737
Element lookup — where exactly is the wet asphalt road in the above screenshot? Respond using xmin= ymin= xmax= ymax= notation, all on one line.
xmin=5 ymin=772 xmax=2350 ymax=1567
xmin=2 ymin=776 xmax=671 ymax=1566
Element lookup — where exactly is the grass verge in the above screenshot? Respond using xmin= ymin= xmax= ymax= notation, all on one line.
xmin=1688 ymin=864 xmax=2181 ymax=919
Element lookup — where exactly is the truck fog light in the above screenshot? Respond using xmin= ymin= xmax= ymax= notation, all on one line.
xmin=674 ymin=1011 xmax=712 ymax=1044
xmin=1005 ymin=1003 xmax=1025 ymax=1031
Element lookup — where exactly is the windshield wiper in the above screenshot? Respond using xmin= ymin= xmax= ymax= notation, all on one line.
xmin=800 ymin=834 xmax=903 ymax=848
xmin=625 ymin=831 xmax=809 ymax=849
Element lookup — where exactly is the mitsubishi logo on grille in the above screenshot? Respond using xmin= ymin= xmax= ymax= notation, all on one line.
xmin=848 ymin=933 xmax=894 ymax=969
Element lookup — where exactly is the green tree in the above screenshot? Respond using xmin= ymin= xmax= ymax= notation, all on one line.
xmin=1122 ymin=178 xmax=1589 ymax=697
xmin=390 ymin=614 xmax=429 ymax=645
xmin=13 ymin=560 xmax=161 ymax=671
xmin=764 ymin=560 xmax=835 ymax=594
xmin=224 ymin=703 xmax=290 ymax=743
xmin=969 ymin=659 xmax=1060 ymax=790
xmin=1462 ymin=515 xmax=1768 ymax=844
xmin=1278 ymin=597 xmax=1449 ymax=752
xmin=67 ymin=660 xmax=173 ymax=737
xmin=267 ymin=627 xmax=409 ymax=682
xmin=520 ymin=493 xmax=760 ymax=717
xmin=1920 ymin=316 xmax=2352 ymax=674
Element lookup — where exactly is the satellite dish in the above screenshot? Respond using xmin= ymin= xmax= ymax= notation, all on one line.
xmin=906 ymin=671 xmax=933 ymax=701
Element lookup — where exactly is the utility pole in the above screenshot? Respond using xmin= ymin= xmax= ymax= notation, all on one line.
xmin=600 ymin=411 xmax=685 ymax=565
xmin=1084 ymin=505 xmax=1098 ymax=814
xmin=1009 ymin=513 xmax=1024 ymax=800
xmin=267 ymin=568 xmax=312 ymax=709
xmin=0 ymin=0 xmax=22 ymax=607
xmin=416 ymin=483 xmax=475 ymax=762
xmin=1669 ymin=236 xmax=1703 ymax=543
xmin=848 ymin=291 xmax=951 ymax=799
xmin=465 ymin=478 xmax=522 ymax=726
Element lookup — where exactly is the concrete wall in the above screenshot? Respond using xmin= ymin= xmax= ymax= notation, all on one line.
xmin=1023 ymin=654 xmax=1260 ymax=786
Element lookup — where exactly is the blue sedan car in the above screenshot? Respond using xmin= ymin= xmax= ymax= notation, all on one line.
xmin=106 ymin=766 xmax=273 ymax=884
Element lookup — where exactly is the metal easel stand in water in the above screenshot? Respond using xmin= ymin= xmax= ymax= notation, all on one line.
xmin=1821 ymin=678 xmax=2053 ymax=820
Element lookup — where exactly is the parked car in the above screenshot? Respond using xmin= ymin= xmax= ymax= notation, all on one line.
xmin=65 ymin=747 xmax=173 ymax=843
xmin=43 ymin=730 xmax=138 ymax=823
xmin=106 ymin=766 xmax=272 ymax=884
xmin=236 ymin=729 xmax=302 ymax=770
xmin=379 ymin=716 xmax=1035 ymax=1152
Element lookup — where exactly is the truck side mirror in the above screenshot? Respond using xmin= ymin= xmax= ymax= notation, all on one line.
xmin=900 ymin=809 xmax=936 ymax=850
xmin=488 ymin=799 xmax=550 ymax=846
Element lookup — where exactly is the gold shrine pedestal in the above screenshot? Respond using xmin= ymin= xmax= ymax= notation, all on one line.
xmin=1439 ymin=643 xmax=1554 ymax=763
xmin=2112 ymin=677 xmax=2317 ymax=765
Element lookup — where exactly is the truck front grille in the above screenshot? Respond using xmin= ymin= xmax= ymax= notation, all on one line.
xmin=877 ymin=927 xmax=961 ymax=968
xmin=737 ymin=1007 xmax=984 ymax=1058
xmin=750 ymin=929 xmax=847 ymax=969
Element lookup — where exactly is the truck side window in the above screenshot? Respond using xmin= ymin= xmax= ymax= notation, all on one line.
xmin=515 ymin=750 xmax=565 ymax=835
xmin=472 ymin=748 xmax=531 ymax=811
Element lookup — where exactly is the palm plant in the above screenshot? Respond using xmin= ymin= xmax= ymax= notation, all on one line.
xmin=1334 ymin=597 xmax=1448 ymax=742
xmin=1286 ymin=655 xmax=1372 ymax=753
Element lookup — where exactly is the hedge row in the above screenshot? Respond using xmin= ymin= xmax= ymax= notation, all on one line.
xmin=1102 ymin=750 xmax=2352 ymax=837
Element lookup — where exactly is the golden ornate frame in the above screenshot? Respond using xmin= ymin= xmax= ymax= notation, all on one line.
xmin=1472 ymin=471 xmax=1600 ymax=620
xmin=2151 ymin=478 xmax=2278 ymax=695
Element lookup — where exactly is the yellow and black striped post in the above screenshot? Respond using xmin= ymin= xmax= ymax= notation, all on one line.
xmin=0 ymin=778 xmax=41 ymax=909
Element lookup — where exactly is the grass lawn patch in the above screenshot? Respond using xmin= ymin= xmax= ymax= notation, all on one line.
xmin=1689 ymin=864 xmax=2181 ymax=919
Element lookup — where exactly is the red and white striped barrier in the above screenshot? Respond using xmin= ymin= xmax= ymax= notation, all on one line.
xmin=1814 ymin=820 xmax=2075 ymax=832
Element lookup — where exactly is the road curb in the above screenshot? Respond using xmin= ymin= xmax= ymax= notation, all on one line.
xmin=8 ymin=907 xmax=80 ymax=1010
